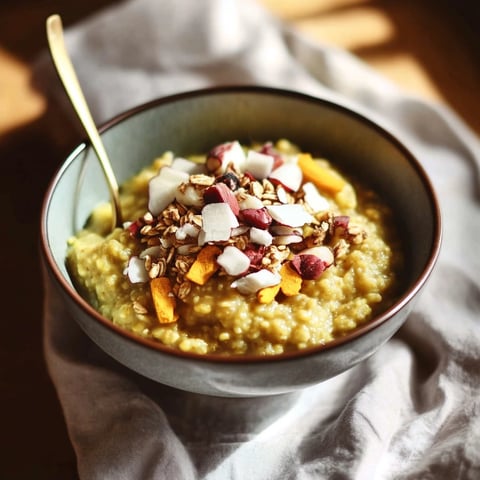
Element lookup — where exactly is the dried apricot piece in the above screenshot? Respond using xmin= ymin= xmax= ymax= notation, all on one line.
xmin=257 ymin=283 xmax=281 ymax=304
xmin=185 ymin=245 xmax=222 ymax=285
xmin=297 ymin=153 xmax=346 ymax=194
xmin=279 ymin=263 xmax=303 ymax=296
xmin=150 ymin=277 xmax=178 ymax=324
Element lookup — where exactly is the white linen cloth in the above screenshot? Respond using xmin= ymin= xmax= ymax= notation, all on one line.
xmin=35 ymin=0 xmax=480 ymax=478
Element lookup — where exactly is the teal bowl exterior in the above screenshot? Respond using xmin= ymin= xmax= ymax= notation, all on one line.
xmin=40 ymin=86 xmax=441 ymax=397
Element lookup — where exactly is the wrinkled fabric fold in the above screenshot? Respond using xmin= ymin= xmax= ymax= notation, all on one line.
xmin=36 ymin=0 xmax=480 ymax=478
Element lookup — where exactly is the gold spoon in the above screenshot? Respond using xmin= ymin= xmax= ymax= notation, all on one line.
xmin=46 ymin=14 xmax=122 ymax=230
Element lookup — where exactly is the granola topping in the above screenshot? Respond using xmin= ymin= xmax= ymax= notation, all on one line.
xmin=124 ymin=140 xmax=367 ymax=316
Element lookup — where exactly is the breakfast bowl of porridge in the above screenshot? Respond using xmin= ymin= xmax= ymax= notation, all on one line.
xmin=40 ymin=86 xmax=441 ymax=397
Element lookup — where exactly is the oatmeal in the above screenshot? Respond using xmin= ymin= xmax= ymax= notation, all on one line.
xmin=66 ymin=139 xmax=403 ymax=355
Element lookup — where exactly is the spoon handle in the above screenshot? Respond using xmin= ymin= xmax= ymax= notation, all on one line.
xmin=46 ymin=14 xmax=122 ymax=229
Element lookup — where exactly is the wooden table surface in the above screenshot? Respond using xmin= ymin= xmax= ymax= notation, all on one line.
xmin=1 ymin=1 xmax=478 ymax=478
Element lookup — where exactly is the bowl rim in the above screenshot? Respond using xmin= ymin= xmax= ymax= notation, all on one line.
xmin=40 ymin=85 xmax=442 ymax=364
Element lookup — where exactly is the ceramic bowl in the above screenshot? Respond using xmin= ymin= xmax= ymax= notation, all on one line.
xmin=40 ymin=86 xmax=441 ymax=397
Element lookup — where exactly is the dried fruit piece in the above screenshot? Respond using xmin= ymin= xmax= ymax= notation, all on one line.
xmin=279 ymin=262 xmax=303 ymax=296
xmin=290 ymin=254 xmax=327 ymax=280
xmin=243 ymin=244 xmax=266 ymax=271
xmin=259 ymin=142 xmax=284 ymax=169
xmin=300 ymin=246 xmax=334 ymax=266
xmin=240 ymin=208 xmax=272 ymax=229
xmin=333 ymin=215 xmax=350 ymax=230
xmin=127 ymin=221 xmax=141 ymax=238
xmin=257 ymin=283 xmax=281 ymax=304
xmin=204 ymin=183 xmax=240 ymax=216
xmin=150 ymin=277 xmax=178 ymax=324
xmin=185 ymin=245 xmax=222 ymax=285
xmin=297 ymin=153 xmax=346 ymax=194
xmin=206 ymin=141 xmax=246 ymax=173
xmin=215 ymin=172 xmax=240 ymax=191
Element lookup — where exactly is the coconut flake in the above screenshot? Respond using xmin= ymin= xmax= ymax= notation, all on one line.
xmin=302 ymin=182 xmax=329 ymax=212
xmin=175 ymin=223 xmax=200 ymax=241
xmin=269 ymin=163 xmax=303 ymax=192
xmin=171 ymin=157 xmax=205 ymax=174
xmin=126 ymin=256 xmax=149 ymax=283
xmin=250 ymin=227 xmax=273 ymax=246
xmin=245 ymin=150 xmax=275 ymax=179
xmin=231 ymin=269 xmax=281 ymax=295
xmin=200 ymin=203 xmax=239 ymax=243
xmin=217 ymin=246 xmax=251 ymax=276
xmin=148 ymin=166 xmax=189 ymax=215
xmin=266 ymin=204 xmax=315 ymax=227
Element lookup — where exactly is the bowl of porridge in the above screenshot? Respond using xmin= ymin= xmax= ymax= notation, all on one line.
xmin=40 ymin=86 xmax=441 ymax=397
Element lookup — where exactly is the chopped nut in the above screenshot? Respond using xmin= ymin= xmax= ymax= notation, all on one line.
xmin=143 ymin=211 xmax=154 ymax=224
xmin=177 ymin=281 xmax=192 ymax=300
xmin=250 ymin=181 xmax=264 ymax=197
xmin=262 ymin=179 xmax=275 ymax=193
xmin=190 ymin=174 xmax=215 ymax=186
xmin=148 ymin=262 xmax=161 ymax=279
xmin=133 ymin=301 xmax=148 ymax=315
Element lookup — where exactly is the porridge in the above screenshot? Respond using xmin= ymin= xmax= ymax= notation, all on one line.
xmin=66 ymin=139 xmax=403 ymax=355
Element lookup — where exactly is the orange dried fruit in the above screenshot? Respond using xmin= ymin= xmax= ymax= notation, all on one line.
xmin=297 ymin=153 xmax=346 ymax=194
xmin=150 ymin=277 xmax=178 ymax=324
xmin=185 ymin=245 xmax=222 ymax=285
xmin=279 ymin=263 xmax=303 ymax=296
xmin=257 ymin=283 xmax=281 ymax=304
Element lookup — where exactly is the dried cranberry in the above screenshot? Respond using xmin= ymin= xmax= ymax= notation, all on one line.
xmin=127 ymin=220 xmax=142 ymax=238
xmin=290 ymin=254 xmax=327 ymax=280
xmin=259 ymin=142 xmax=284 ymax=169
xmin=240 ymin=208 xmax=272 ymax=229
xmin=333 ymin=215 xmax=350 ymax=230
xmin=244 ymin=244 xmax=266 ymax=271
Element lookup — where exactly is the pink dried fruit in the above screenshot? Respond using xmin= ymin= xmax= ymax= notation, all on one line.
xmin=240 ymin=207 xmax=272 ymax=229
xmin=203 ymin=183 xmax=240 ymax=216
xmin=244 ymin=244 xmax=266 ymax=271
xmin=259 ymin=142 xmax=284 ymax=170
xmin=290 ymin=254 xmax=328 ymax=280
xmin=206 ymin=141 xmax=245 ymax=173
xmin=127 ymin=221 xmax=142 ymax=238
xmin=334 ymin=215 xmax=350 ymax=230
